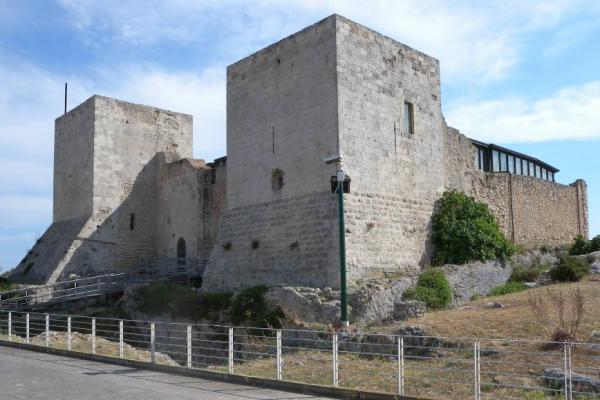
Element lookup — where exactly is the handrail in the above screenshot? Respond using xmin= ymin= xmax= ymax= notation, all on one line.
xmin=0 ymin=258 xmax=205 ymax=310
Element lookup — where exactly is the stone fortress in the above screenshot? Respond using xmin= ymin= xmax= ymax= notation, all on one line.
xmin=11 ymin=15 xmax=588 ymax=292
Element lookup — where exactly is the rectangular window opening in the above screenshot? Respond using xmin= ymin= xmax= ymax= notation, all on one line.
xmin=129 ymin=213 xmax=135 ymax=231
xmin=403 ymin=101 xmax=414 ymax=135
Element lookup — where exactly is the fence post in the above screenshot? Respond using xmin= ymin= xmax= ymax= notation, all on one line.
xmin=119 ymin=320 xmax=124 ymax=358
xmin=333 ymin=333 xmax=339 ymax=388
xmin=562 ymin=344 xmax=568 ymax=400
xmin=45 ymin=314 xmax=50 ymax=347
xmin=568 ymin=344 xmax=573 ymax=400
xmin=276 ymin=329 xmax=282 ymax=381
xmin=473 ymin=341 xmax=481 ymax=400
xmin=26 ymin=313 xmax=30 ymax=344
xmin=8 ymin=312 xmax=11 ymax=342
xmin=67 ymin=316 xmax=72 ymax=351
xmin=91 ymin=318 xmax=96 ymax=354
xmin=398 ymin=337 xmax=404 ymax=396
xmin=150 ymin=322 xmax=156 ymax=363
xmin=187 ymin=325 xmax=192 ymax=368
xmin=228 ymin=327 xmax=234 ymax=374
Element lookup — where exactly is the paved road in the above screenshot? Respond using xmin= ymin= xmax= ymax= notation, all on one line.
xmin=0 ymin=346 xmax=334 ymax=400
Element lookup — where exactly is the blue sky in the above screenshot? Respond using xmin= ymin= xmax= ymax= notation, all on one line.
xmin=0 ymin=0 xmax=599 ymax=271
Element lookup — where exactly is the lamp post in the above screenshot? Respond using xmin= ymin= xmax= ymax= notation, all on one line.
xmin=335 ymin=164 xmax=349 ymax=327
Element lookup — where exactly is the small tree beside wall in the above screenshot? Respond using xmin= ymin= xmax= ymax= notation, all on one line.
xmin=432 ymin=191 xmax=515 ymax=265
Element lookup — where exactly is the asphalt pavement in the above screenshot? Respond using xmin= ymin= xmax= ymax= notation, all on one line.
xmin=0 ymin=345 xmax=334 ymax=400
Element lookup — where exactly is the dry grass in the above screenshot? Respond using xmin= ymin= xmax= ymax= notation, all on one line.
xmin=381 ymin=276 xmax=600 ymax=342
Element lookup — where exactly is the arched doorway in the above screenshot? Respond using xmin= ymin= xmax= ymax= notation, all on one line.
xmin=177 ymin=237 xmax=186 ymax=265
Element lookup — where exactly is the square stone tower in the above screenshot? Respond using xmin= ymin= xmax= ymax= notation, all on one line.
xmin=54 ymin=95 xmax=192 ymax=223
xmin=203 ymin=15 xmax=445 ymax=291
xmin=13 ymin=96 xmax=193 ymax=283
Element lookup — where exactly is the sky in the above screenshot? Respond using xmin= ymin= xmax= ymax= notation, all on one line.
xmin=0 ymin=0 xmax=599 ymax=271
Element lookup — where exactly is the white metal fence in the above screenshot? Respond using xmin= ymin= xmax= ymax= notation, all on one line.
xmin=0 ymin=310 xmax=598 ymax=399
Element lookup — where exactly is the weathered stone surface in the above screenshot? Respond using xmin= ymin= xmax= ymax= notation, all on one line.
xmin=393 ymin=300 xmax=426 ymax=320
xmin=265 ymin=286 xmax=340 ymax=325
xmin=587 ymin=251 xmax=600 ymax=274
xmin=442 ymin=260 xmax=512 ymax=306
xmin=512 ymin=250 xmax=559 ymax=270
xmin=349 ymin=276 xmax=417 ymax=324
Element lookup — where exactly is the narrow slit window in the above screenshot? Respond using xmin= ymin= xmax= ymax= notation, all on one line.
xmin=129 ymin=213 xmax=135 ymax=231
xmin=403 ymin=101 xmax=414 ymax=135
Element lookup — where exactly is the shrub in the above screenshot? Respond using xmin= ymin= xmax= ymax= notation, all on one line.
xmin=490 ymin=281 xmax=526 ymax=296
xmin=137 ymin=283 xmax=232 ymax=321
xmin=550 ymin=256 xmax=591 ymax=282
xmin=590 ymin=234 xmax=600 ymax=252
xmin=528 ymin=287 xmax=586 ymax=345
xmin=403 ymin=269 xmax=452 ymax=310
xmin=569 ymin=235 xmax=591 ymax=255
xmin=231 ymin=285 xmax=283 ymax=329
xmin=0 ymin=276 xmax=12 ymax=292
xmin=510 ymin=262 xmax=549 ymax=283
xmin=432 ymin=191 xmax=515 ymax=265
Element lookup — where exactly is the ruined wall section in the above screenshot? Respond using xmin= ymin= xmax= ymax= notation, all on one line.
xmin=444 ymin=127 xmax=588 ymax=246
xmin=335 ymin=16 xmax=445 ymax=279
xmin=156 ymin=158 xmax=227 ymax=265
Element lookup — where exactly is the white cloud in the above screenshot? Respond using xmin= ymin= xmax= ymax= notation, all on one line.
xmin=56 ymin=0 xmax=600 ymax=85
xmin=106 ymin=66 xmax=227 ymax=161
xmin=445 ymin=81 xmax=600 ymax=143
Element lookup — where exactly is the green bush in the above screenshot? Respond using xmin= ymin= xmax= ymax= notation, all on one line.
xmin=0 ymin=276 xmax=12 ymax=292
xmin=403 ymin=269 xmax=452 ymax=310
xmin=569 ymin=235 xmax=591 ymax=255
xmin=137 ymin=283 xmax=232 ymax=320
xmin=432 ymin=191 xmax=515 ymax=265
xmin=490 ymin=281 xmax=527 ymax=296
xmin=590 ymin=235 xmax=600 ymax=252
xmin=550 ymin=256 xmax=591 ymax=282
xmin=510 ymin=260 xmax=550 ymax=283
xmin=230 ymin=285 xmax=283 ymax=329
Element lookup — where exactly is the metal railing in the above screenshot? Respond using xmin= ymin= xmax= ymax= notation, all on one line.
xmin=0 ymin=310 xmax=597 ymax=399
xmin=0 ymin=258 xmax=205 ymax=310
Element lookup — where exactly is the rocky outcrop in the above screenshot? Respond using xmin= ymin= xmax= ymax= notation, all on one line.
xmin=264 ymin=286 xmax=341 ymax=325
xmin=586 ymin=251 xmax=600 ymax=274
xmin=349 ymin=276 xmax=417 ymax=325
xmin=544 ymin=368 xmax=600 ymax=394
xmin=441 ymin=260 xmax=512 ymax=305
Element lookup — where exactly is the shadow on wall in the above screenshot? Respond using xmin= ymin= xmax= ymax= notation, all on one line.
xmin=10 ymin=153 xmax=209 ymax=284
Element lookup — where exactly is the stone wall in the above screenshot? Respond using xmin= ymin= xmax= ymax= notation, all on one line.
xmin=336 ymin=16 xmax=445 ymax=277
xmin=156 ymin=158 xmax=226 ymax=263
xmin=202 ymin=192 xmax=339 ymax=291
xmin=226 ymin=16 xmax=339 ymax=210
xmin=53 ymin=98 xmax=95 ymax=222
xmin=444 ymin=127 xmax=589 ymax=246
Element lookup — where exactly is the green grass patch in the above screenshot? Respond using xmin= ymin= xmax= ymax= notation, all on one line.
xmin=490 ymin=282 xmax=527 ymax=296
